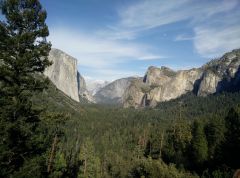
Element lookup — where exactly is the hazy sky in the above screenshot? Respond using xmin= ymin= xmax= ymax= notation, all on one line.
xmin=41 ymin=0 xmax=240 ymax=81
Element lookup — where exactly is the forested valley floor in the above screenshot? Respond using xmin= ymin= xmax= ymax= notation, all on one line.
xmin=29 ymin=81 xmax=240 ymax=178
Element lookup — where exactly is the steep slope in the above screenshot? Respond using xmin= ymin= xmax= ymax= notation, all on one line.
xmin=123 ymin=49 xmax=240 ymax=108
xmin=198 ymin=49 xmax=240 ymax=96
xmin=77 ymin=72 xmax=95 ymax=102
xmin=44 ymin=48 xmax=93 ymax=103
xmin=122 ymin=78 xmax=148 ymax=108
xmin=123 ymin=67 xmax=203 ymax=108
xmin=94 ymin=77 xmax=137 ymax=104
xmin=44 ymin=48 xmax=80 ymax=102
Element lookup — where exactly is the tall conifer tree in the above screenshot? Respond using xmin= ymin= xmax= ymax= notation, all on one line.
xmin=0 ymin=0 xmax=51 ymax=176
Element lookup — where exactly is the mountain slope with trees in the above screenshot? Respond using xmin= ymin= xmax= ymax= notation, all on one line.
xmin=1 ymin=0 xmax=240 ymax=178
xmin=33 ymin=80 xmax=240 ymax=178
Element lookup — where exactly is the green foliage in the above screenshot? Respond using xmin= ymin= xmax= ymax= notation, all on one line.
xmin=0 ymin=1 xmax=240 ymax=178
xmin=222 ymin=107 xmax=240 ymax=168
xmin=78 ymin=138 xmax=101 ymax=178
xmin=202 ymin=168 xmax=233 ymax=178
xmin=0 ymin=0 xmax=51 ymax=176
xmin=1 ymin=22 xmax=240 ymax=177
xmin=163 ymin=118 xmax=192 ymax=167
xmin=50 ymin=151 xmax=67 ymax=178
xmin=129 ymin=157 xmax=198 ymax=178
xmin=11 ymin=154 xmax=48 ymax=178
xmin=205 ymin=117 xmax=225 ymax=161
xmin=191 ymin=121 xmax=208 ymax=166
xmin=35 ymin=85 xmax=240 ymax=178
xmin=156 ymin=92 xmax=240 ymax=120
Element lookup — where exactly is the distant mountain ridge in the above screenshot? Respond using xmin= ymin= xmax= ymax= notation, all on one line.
xmin=86 ymin=79 xmax=109 ymax=95
xmin=44 ymin=48 xmax=240 ymax=108
xmin=123 ymin=49 xmax=240 ymax=108
xmin=93 ymin=77 xmax=139 ymax=105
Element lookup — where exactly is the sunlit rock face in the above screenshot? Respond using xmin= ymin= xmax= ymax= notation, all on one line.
xmin=44 ymin=48 xmax=80 ymax=102
xmin=123 ymin=49 xmax=240 ymax=108
xmin=123 ymin=67 xmax=203 ymax=108
xmin=144 ymin=67 xmax=203 ymax=105
xmin=44 ymin=48 xmax=240 ymax=107
xmin=122 ymin=78 xmax=146 ymax=108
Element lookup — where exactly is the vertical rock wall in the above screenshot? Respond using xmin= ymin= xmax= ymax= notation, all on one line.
xmin=44 ymin=49 xmax=80 ymax=102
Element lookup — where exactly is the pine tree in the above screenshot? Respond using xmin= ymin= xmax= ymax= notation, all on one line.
xmin=78 ymin=138 xmax=101 ymax=178
xmin=191 ymin=121 xmax=208 ymax=168
xmin=222 ymin=107 xmax=240 ymax=168
xmin=0 ymin=0 xmax=51 ymax=176
xmin=205 ymin=116 xmax=225 ymax=162
xmin=163 ymin=118 xmax=192 ymax=166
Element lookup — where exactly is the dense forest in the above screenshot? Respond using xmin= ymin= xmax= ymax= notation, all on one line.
xmin=31 ymin=82 xmax=240 ymax=178
xmin=1 ymin=0 xmax=240 ymax=178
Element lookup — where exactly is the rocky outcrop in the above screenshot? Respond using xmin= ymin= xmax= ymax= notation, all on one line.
xmin=123 ymin=49 xmax=240 ymax=108
xmin=94 ymin=77 xmax=137 ymax=105
xmin=124 ymin=67 xmax=203 ymax=107
xmin=44 ymin=48 xmax=240 ymax=107
xmin=122 ymin=78 xmax=147 ymax=108
xmin=77 ymin=72 xmax=95 ymax=102
xmin=198 ymin=49 xmax=240 ymax=96
xmin=44 ymin=48 xmax=93 ymax=103
xmin=146 ymin=67 xmax=202 ymax=104
xmin=197 ymin=70 xmax=221 ymax=96
xmin=44 ymin=48 xmax=80 ymax=102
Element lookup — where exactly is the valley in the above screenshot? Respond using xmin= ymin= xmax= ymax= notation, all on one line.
xmin=45 ymin=48 xmax=240 ymax=108
xmin=31 ymin=77 xmax=240 ymax=177
xmin=1 ymin=0 xmax=240 ymax=177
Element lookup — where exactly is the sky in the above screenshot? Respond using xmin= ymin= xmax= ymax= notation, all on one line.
xmin=16 ymin=1 xmax=240 ymax=81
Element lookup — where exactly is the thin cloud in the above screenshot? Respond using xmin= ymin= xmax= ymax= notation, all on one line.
xmin=118 ymin=0 xmax=238 ymax=30
xmin=175 ymin=34 xmax=194 ymax=41
xmin=114 ymin=0 xmax=240 ymax=57
xmin=48 ymin=27 xmax=163 ymax=80
xmin=46 ymin=0 xmax=240 ymax=80
xmin=138 ymin=55 xmax=167 ymax=60
xmin=48 ymin=27 xmax=162 ymax=69
xmin=194 ymin=25 xmax=240 ymax=58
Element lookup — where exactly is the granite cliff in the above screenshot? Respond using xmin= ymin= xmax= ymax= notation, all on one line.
xmin=123 ymin=49 xmax=240 ymax=108
xmin=44 ymin=48 xmax=93 ymax=102
xmin=44 ymin=48 xmax=240 ymax=107
xmin=94 ymin=77 xmax=137 ymax=105
xmin=77 ymin=72 xmax=95 ymax=102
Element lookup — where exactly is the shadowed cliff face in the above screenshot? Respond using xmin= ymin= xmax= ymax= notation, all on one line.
xmin=77 ymin=72 xmax=95 ymax=103
xmin=198 ymin=49 xmax=240 ymax=96
xmin=123 ymin=49 xmax=240 ymax=108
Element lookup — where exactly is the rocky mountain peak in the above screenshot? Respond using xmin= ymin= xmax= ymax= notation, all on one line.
xmin=143 ymin=65 xmax=176 ymax=86
xmin=44 ymin=48 xmax=80 ymax=102
xmin=123 ymin=48 xmax=240 ymax=108
xmin=44 ymin=48 xmax=240 ymax=108
xmin=44 ymin=48 xmax=93 ymax=103
xmin=94 ymin=77 xmax=138 ymax=105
